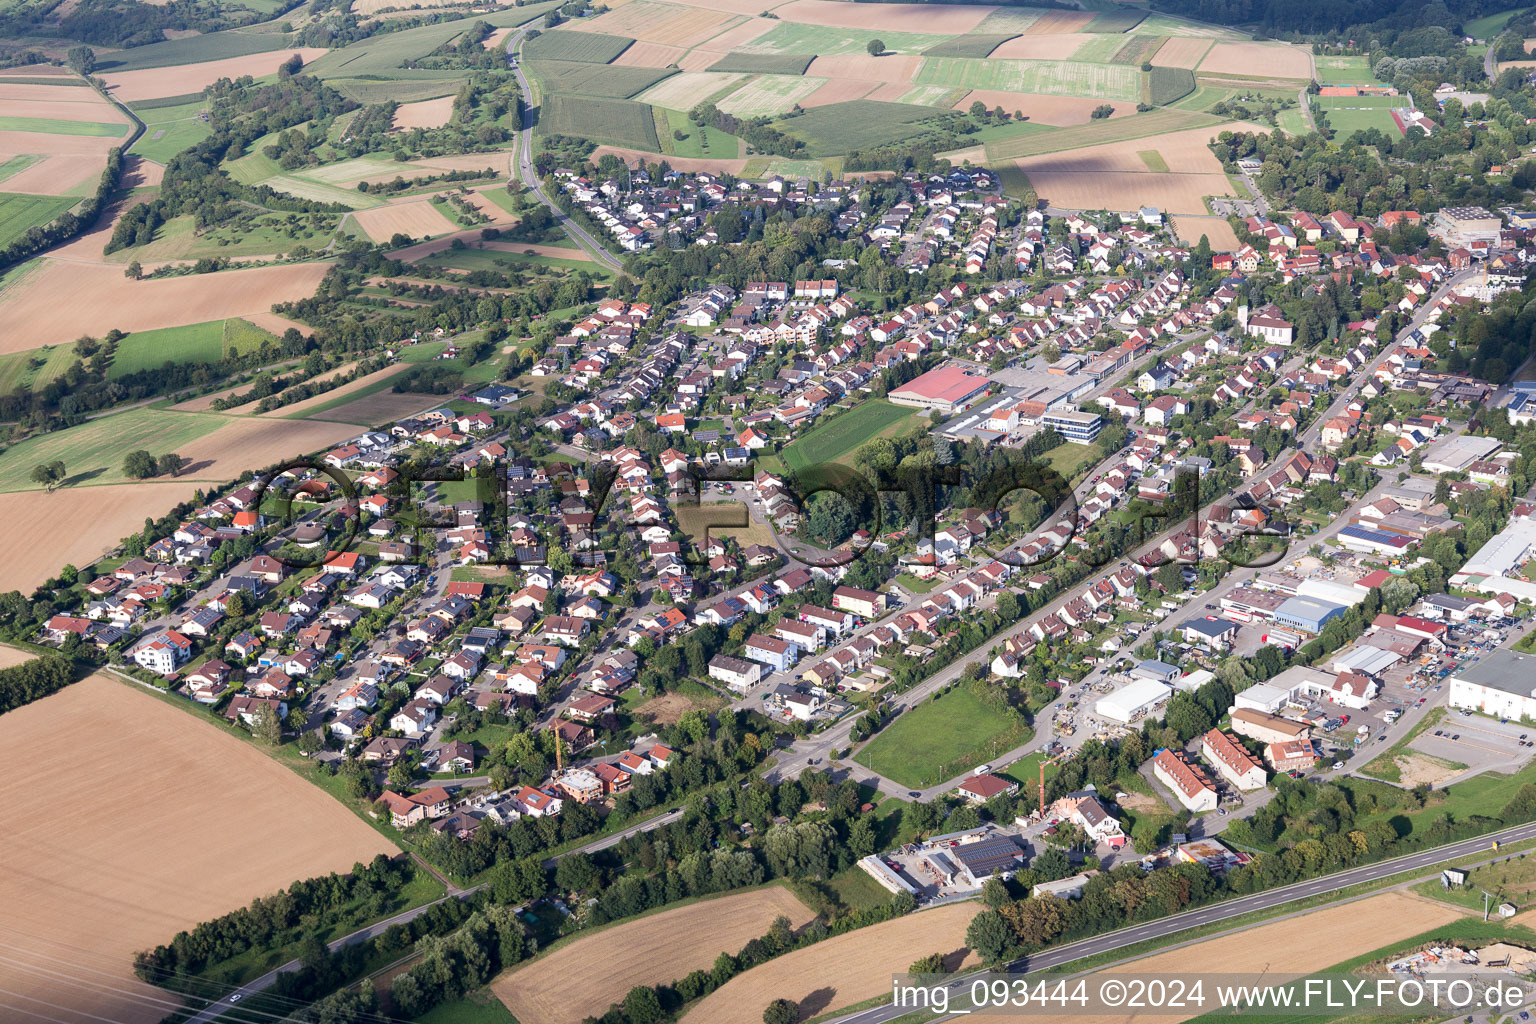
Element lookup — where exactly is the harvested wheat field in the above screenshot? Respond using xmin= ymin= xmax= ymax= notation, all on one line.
xmin=637 ymin=71 xmax=745 ymax=109
xmin=1024 ymin=9 xmax=1094 ymax=32
xmin=1010 ymin=123 xmax=1250 ymax=214
xmin=696 ymin=16 xmax=777 ymax=50
xmin=0 ymin=63 xmax=71 ymax=77
xmin=495 ymin=886 xmax=815 ymax=1024
xmin=243 ymin=310 xmax=310 ymax=338
xmin=1199 ymin=41 xmax=1312 ymax=79
xmin=0 ymin=482 xmax=205 ymax=591
xmin=173 ymin=417 xmax=370 ymax=478
xmin=576 ymin=1 xmax=739 ymax=47
xmin=0 ymin=129 xmax=119 ymax=196
xmin=0 ymin=675 xmax=397 ymax=1024
xmin=351 ymin=198 xmax=458 ymax=243
xmin=0 ymin=642 xmax=34 ymax=668
xmin=392 ymin=95 xmax=455 ymax=129
xmin=483 ymin=26 xmax=515 ymax=49
xmin=805 ymin=53 xmax=921 ymax=81
xmin=101 ymin=49 xmax=330 ymax=102
xmin=682 ymin=902 xmax=978 ymax=1024
xmin=463 ymin=189 xmax=516 ymax=224
xmin=612 ymin=40 xmax=687 ymax=66
xmin=1153 ymin=35 xmax=1214 ymax=68
xmin=1171 ymin=214 xmax=1239 ymax=251
xmin=990 ymin=33 xmax=1094 ymax=59
xmin=0 ymin=261 xmax=327 ymax=352
xmin=801 ymin=77 xmax=879 ymax=106
xmin=775 ymin=0 xmax=990 ymax=31
xmin=665 ymin=0 xmax=776 ymax=12
xmin=993 ymin=893 xmax=1468 ymax=1024
xmin=955 ymin=91 xmax=1135 ymax=125
xmin=0 ymin=82 xmax=127 ymax=124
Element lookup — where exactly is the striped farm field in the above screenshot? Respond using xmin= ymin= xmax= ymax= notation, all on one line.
xmin=634 ymin=71 xmax=745 ymax=108
xmin=716 ymin=74 xmax=826 ymax=116
xmin=0 ymin=116 xmax=126 ymax=136
xmin=915 ymin=57 xmax=1141 ymax=100
xmin=539 ymin=93 xmax=660 ymax=149
xmin=522 ymin=29 xmax=636 ymax=63
xmin=984 ymin=106 xmax=1224 ymax=161
xmin=0 ymin=192 xmax=74 ymax=248
xmin=738 ymin=21 xmax=948 ymax=55
xmin=922 ymin=33 xmax=1019 ymax=58
xmin=1152 ymin=35 xmax=1214 ymax=68
xmin=573 ymin=0 xmax=739 ymax=47
xmin=1198 ymin=40 xmax=1313 ymax=79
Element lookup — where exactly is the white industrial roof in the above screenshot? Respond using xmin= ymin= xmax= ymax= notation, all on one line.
xmin=1296 ymin=578 xmax=1369 ymax=608
xmin=1095 ymin=678 xmax=1174 ymax=723
xmin=1328 ymin=645 xmax=1402 ymax=676
xmin=1457 ymin=519 xmax=1536 ymax=580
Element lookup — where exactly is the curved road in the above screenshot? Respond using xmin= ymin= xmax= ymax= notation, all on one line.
xmin=830 ymin=819 xmax=1536 ymax=1024
xmin=506 ymin=28 xmax=625 ymax=274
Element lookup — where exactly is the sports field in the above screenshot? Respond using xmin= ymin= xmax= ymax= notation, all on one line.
xmin=493 ymin=887 xmax=816 ymax=1024
xmin=781 ymin=399 xmax=916 ymax=471
xmin=854 ymin=685 xmax=1033 ymax=788
xmin=1313 ymin=54 xmax=1372 ymax=85
xmin=0 ymin=675 xmax=396 ymax=1024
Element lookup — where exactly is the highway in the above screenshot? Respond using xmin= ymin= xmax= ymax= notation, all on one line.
xmin=505 ymin=28 xmax=625 ymax=273
xmin=828 ymin=819 xmax=1536 ymax=1024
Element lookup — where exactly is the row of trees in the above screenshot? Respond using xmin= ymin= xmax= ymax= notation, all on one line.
xmin=0 ymin=654 xmax=75 ymax=715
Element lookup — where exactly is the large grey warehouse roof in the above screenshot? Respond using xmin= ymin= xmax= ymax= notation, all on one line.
xmin=1455 ymin=649 xmax=1536 ymax=697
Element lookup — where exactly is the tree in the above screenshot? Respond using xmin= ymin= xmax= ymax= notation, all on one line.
xmin=123 ymin=449 xmax=159 ymax=479
xmin=125 ymin=261 xmax=142 ymax=280
xmin=157 ymin=453 xmax=187 ymax=477
xmin=66 ymin=46 xmax=95 ymax=76
xmin=966 ymin=908 xmax=1012 ymax=962
xmin=624 ymin=986 xmax=663 ymax=1024
xmin=252 ymin=704 xmax=283 ymax=745
xmin=866 ymin=38 xmax=885 ymax=56
xmin=763 ymin=998 xmax=798 ymax=1024
xmin=981 ymin=876 xmax=1011 ymax=909
xmin=30 ymin=461 xmax=65 ymax=492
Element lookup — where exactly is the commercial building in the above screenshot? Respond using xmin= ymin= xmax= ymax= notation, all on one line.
xmin=858 ymin=855 xmax=918 ymax=896
xmin=1130 ymin=659 xmax=1181 ymax=684
xmin=1152 ymin=749 xmax=1218 ymax=812
xmin=949 ymin=834 xmax=1026 ymax=885
xmin=1229 ymin=707 xmax=1310 ymax=745
xmin=1420 ymin=435 xmax=1502 ymax=474
xmin=1234 ymin=680 xmax=1296 ymax=714
xmin=1431 ymin=205 xmax=1501 ymax=245
xmin=956 ymin=773 xmax=1019 ymax=803
xmin=1337 ymin=524 xmax=1416 ymax=556
xmin=1183 ymin=617 xmax=1239 ymax=649
xmin=1296 ymin=579 xmax=1369 ymax=608
xmin=1095 ymin=677 xmax=1174 ymax=724
xmin=1042 ymin=407 xmax=1104 ymax=444
xmin=1032 ymin=871 xmax=1098 ymax=900
xmin=1449 ymin=649 xmax=1536 ymax=721
xmin=889 ymin=365 xmax=991 ymax=414
xmin=1273 ymin=596 xmax=1347 ymax=634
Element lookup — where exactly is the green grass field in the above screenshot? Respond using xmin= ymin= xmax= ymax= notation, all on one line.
xmin=740 ymin=22 xmax=949 ymax=55
xmin=0 ymin=344 xmax=80 ymax=393
xmin=525 ymin=59 xmax=676 ymax=99
xmin=774 ymin=100 xmax=964 ymax=156
xmin=983 ymin=106 xmax=1220 ymax=160
xmin=1070 ymin=33 xmax=1134 ymax=63
xmin=654 ymin=106 xmax=740 ymax=159
xmin=131 ymin=111 xmax=212 ymax=164
xmin=0 ymin=193 xmax=76 ymax=248
xmin=538 ymin=93 xmax=659 ymax=149
xmin=1313 ymin=54 xmax=1373 ymax=85
xmin=1138 ymin=149 xmax=1169 ymax=171
xmin=0 ymin=155 xmax=43 ymax=186
xmin=1319 ymin=93 xmax=1409 ymax=108
xmin=0 ymin=406 xmax=228 ymax=492
xmin=1464 ymin=6 xmax=1529 ymax=38
xmin=974 ymin=8 xmax=1044 ymax=32
xmin=97 ymin=31 xmax=298 ymax=72
xmin=330 ymin=78 xmax=463 ymax=104
xmin=706 ymin=52 xmax=814 ymax=75
xmin=417 ymin=991 xmax=518 ymax=1024
xmin=522 ymin=29 xmax=634 ymax=63
xmin=107 ymin=321 xmax=228 ymax=378
xmin=854 ymin=685 xmax=1033 ymax=788
xmin=780 ymin=400 xmax=916 ymax=471
xmin=914 ymin=56 xmax=1141 ymax=100
xmin=1321 ymin=104 xmax=1402 ymax=138
xmin=921 ymin=33 xmax=1018 ymax=58
xmin=1085 ymin=8 xmax=1147 ymax=32
xmin=0 ymin=116 xmax=126 ymax=137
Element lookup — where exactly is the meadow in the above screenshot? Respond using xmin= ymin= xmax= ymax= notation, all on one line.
xmin=775 ymin=100 xmax=959 ymax=154
xmin=105 ymin=318 xmax=273 ymax=378
xmin=780 ymin=399 xmax=915 ymax=470
xmin=129 ymin=97 xmax=211 ymax=163
xmin=525 ymin=59 xmax=676 ymax=99
xmin=741 ymin=23 xmax=948 ymax=55
xmin=914 ymin=57 xmax=1141 ymax=100
xmin=539 ymin=93 xmax=660 ymax=149
xmin=522 ymin=30 xmax=636 ymax=63
xmin=0 ymin=115 xmax=126 ymax=136
xmin=853 ymin=685 xmax=1032 ymax=787
xmin=0 ymin=406 xmax=226 ymax=491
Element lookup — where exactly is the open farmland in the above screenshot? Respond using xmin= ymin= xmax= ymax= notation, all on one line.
xmin=915 ymin=57 xmax=1141 ymax=100
xmin=107 ymin=320 xmax=227 ymax=378
xmin=805 ymin=54 xmax=920 ymax=81
xmin=1198 ymin=41 xmax=1313 ymax=80
xmin=392 ymin=95 xmax=456 ymax=129
xmin=0 ymin=675 xmax=396 ymax=1024
xmin=776 ymin=0 xmax=991 ymax=32
xmin=923 ymin=33 xmax=1017 ymax=58
xmin=775 ymin=100 xmax=959 ymax=155
xmin=540 ymin=93 xmax=660 ymax=149
xmin=716 ymin=74 xmax=827 ymax=116
xmin=954 ymin=91 xmax=1135 ymax=126
xmin=523 ymin=30 xmax=636 ymax=63
xmin=708 ymin=52 xmax=813 ymax=74
xmin=574 ymin=0 xmax=740 ymax=47
xmin=1011 ymin=122 xmax=1248 ymax=214
xmin=612 ymin=41 xmax=688 ymax=67
xmin=492 ymin=887 xmax=815 ymax=1024
xmin=984 ymin=106 xmax=1225 ymax=161
xmin=1153 ymin=35 xmax=1214 ymax=68
xmin=100 ymin=49 xmax=330 ymax=102
xmin=0 ymin=193 xmax=76 ymax=248
xmin=742 ymin=23 xmax=948 ymax=55
xmin=1171 ymin=214 xmax=1240 ymax=250
xmin=525 ymin=59 xmax=676 ymax=98
xmin=350 ymin=197 xmax=461 ymax=242
xmin=681 ymin=902 xmax=980 ymax=1024
xmin=0 ymin=261 xmax=328 ymax=352
xmin=1020 ymin=9 xmax=1094 ymax=32
xmin=97 ymin=31 xmax=305 ymax=72
xmin=130 ymin=96 xmax=212 ymax=163
xmin=303 ymin=386 xmax=447 ymax=424
xmin=635 ymin=71 xmax=745 ymax=109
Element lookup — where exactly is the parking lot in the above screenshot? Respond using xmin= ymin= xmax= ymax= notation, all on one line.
xmin=1410 ymin=710 xmax=1536 ymax=775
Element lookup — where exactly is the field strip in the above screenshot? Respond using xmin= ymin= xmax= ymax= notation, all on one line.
xmin=0 ymin=675 xmax=396 ymax=1024
xmin=983 ymin=108 xmax=1223 ymax=161
xmin=492 ymin=886 xmax=816 ymax=1024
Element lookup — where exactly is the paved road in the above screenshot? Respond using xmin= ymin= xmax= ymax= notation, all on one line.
xmin=828 ymin=819 xmax=1536 ymax=1024
xmin=506 ymin=31 xmax=624 ymax=273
